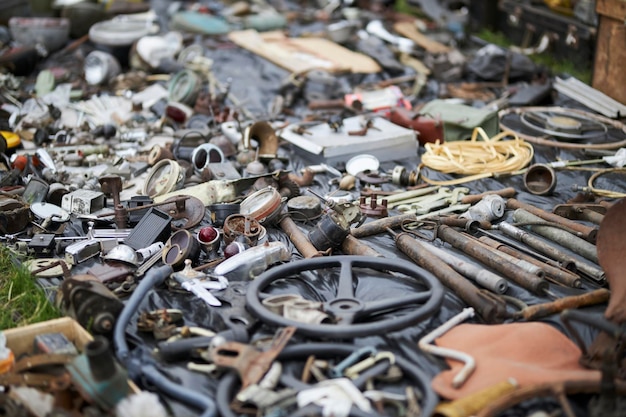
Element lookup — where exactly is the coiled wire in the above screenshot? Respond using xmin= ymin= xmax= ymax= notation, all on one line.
xmin=420 ymin=128 xmax=534 ymax=186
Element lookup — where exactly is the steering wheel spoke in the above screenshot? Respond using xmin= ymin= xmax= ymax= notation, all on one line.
xmin=246 ymin=256 xmax=444 ymax=338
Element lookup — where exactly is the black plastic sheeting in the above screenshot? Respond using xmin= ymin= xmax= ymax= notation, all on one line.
xmin=32 ymin=4 xmax=625 ymax=417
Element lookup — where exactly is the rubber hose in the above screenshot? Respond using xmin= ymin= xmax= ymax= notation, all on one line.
xmin=113 ymin=264 xmax=217 ymax=417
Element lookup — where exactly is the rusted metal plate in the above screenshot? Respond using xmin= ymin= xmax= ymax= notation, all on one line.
xmin=160 ymin=195 xmax=206 ymax=230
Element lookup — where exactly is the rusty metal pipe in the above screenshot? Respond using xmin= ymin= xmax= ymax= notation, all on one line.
xmin=278 ymin=216 xmax=322 ymax=259
xmin=340 ymin=235 xmax=383 ymax=257
xmin=478 ymin=236 xmax=582 ymax=288
xmin=495 ymin=222 xmax=608 ymax=285
xmin=506 ymin=198 xmax=598 ymax=243
xmin=514 ymin=288 xmax=610 ymax=321
xmin=421 ymin=243 xmax=509 ymax=294
xmin=460 ymin=187 xmax=517 ymax=205
xmin=437 ymin=225 xmax=549 ymax=295
xmin=512 ymin=209 xmax=599 ymax=264
xmin=288 ymin=168 xmax=316 ymax=187
xmin=351 ymin=213 xmax=418 ymax=238
xmin=390 ymin=230 xmax=509 ymax=323
xmin=467 ymin=234 xmax=547 ymax=279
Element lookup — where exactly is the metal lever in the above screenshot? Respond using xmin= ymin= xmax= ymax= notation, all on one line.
xmin=209 ymin=326 xmax=296 ymax=389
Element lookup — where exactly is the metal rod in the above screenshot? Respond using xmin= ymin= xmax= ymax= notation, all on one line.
xmin=351 ymin=213 xmax=418 ymax=238
xmin=460 ymin=187 xmax=517 ymax=205
xmin=478 ymin=236 xmax=581 ymax=288
xmin=418 ymin=307 xmax=476 ymax=389
xmin=278 ymin=216 xmax=322 ymax=259
xmin=514 ymin=288 xmax=610 ymax=321
xmin=512 ymin=209 xmax=599 ymax=264
xmin=506 ymin=198 xmax=598 ymax=243
xmin=421 ymin=243 xmax=508 ymax=294
xmin=389 ymin=230 xmax=509 ymax=323
xmin=341 ymin=235 xmax=383 ymax=257
xmin=437 ymin=225 xmax=549 ymax=295
xmin=496 ymin=222 xmax=606 ymax=285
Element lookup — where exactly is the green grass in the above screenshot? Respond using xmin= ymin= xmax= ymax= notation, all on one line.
xmin=0 ymin=246 xmax=60 ymax=329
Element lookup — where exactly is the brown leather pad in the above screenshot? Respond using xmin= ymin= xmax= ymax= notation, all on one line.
xmin=432 ymin=322 xmax=600 ymax=400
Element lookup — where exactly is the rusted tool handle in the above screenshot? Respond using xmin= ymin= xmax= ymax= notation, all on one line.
xmin=517 ymin=288 xmax=610 ymax=321
xmin=460 ymin=188 xmax=517 ymax=205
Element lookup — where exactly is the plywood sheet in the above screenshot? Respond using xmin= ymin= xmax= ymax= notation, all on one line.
xmin=228 ymin=29 xmax=381 ymax=74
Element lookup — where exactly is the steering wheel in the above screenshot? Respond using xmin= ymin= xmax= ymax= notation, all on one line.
xmin=246 ymin=256 xmax=444 ymax=338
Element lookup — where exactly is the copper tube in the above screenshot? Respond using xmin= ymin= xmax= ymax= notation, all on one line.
xmin=437 ymin=225 xmax=549 ymax=295
xmin=340 ymin=235 xmax=383 ymax=257
xmin=278 ymin=216 xmax=322 ymax=259
xmin=351 ymin=213 xmax=418 ymax=238
xmin=515 ymin=288 xmax=610 ymax=321
xmin=507 ymin=198 xmax=598 ymax=243
xmin=479 ymin=236 xmax=582 ymax=288
xmin=460 ymin=187 xmax=517 ymax=205
xmin=391 ymin=231 xmax=509 ymax=323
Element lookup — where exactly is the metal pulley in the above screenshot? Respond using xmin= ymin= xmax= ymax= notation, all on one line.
xmin=56 ymin=274 xmax=124 ymax=334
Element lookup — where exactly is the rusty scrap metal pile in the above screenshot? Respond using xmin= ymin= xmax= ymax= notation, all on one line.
xmin=0 ymin=0 xmax=625 ymax=416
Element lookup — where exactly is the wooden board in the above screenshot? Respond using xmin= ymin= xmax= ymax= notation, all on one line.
xmin=393 ymin=21 xmax=451 ymax=54
xmin=228 ymin=30 xmax=381 ymax=74
xmin=596 ymin=0 xmax=626 ymax=20
xmin=592 ymin=8 xmax=626 ymax=105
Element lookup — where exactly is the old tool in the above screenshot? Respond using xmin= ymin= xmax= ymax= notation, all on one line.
xmin=340 ymin=234 xmax=383 ymax=257
xmin=459 ymin=187 xmax=517 ymax=205
xmin=209 ymin=326 xmax=296 ymax=390
xmin=307 ymin=189 xmax=364 ymax=252
xmin=459 ymin=194 xmax=506 ymax=224
xmin=214 ymin=241 xmax=290 ymax=280
xmin=437 ymin=224 xmax=549 ymax=295
xmin=553 ymin=203 xmax=605 ymax=224
xmin=435 ymin=378 xmax=519 ymax=417
xmin=351 ymin=212 xmax=419 ymax=239
xmin=515 ymin=288 xmax=610 ymax=321
xmin=419 ymin=308 xmax=476 ymax=389
xmin=507 ymin=198 xmax=598 ymax=243
xmin=388 ymin=229 xmax=509 ymax=323
xmin=246 ymin=256 xmax=444 ymax=338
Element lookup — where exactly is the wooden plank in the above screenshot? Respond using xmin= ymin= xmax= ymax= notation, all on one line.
xmin=228 ymin=30 xmax=381 ymax=74
xmin=596 ymin=0 xmax=626 ymax=20
xmin=393 ymin=21 xmax=452 ymax=54
xmin=592 ymin=16 xmax=626 ymax=105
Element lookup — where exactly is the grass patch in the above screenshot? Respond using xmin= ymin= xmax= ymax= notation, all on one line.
xmin=0 ymin=246 xmax=60 ymax=329
xmin=473 ymin=29 xmax=592 ymax=84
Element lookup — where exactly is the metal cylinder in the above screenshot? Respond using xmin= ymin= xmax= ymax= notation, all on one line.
xmin=497 ymin=221 xmax=605 ymax=284
xmin=517 ymin=288 xmax=610 ymax=321
xmin=340 ymin=235 xmax=383 ymax=257
xmin=469 ymin=235 xmax=546 ymax=279
xmin=421 ymin=243 xmax=508 ymax=294
xmin=308 ymin=213 xmax=349 ymax=251
xmin=506 ymin=198 xmax=598 ymax=243
xmin=393 ymin=232 xmax=509 ymax=323
xmin=478 ymin=236 xmax=581 ymax=288
xmin=512 ymin=209 xmax=599 ymax=264
xmin=437 ymin=225 xmax=549 ymax=295
xmin=278 ymin=216 xmax=322 ymax=258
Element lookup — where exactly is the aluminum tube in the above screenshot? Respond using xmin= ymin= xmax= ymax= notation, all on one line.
xmin=421 ymin=243 xmax=508 ymax=294
xmin=437 ymin=225 xmax=548 ymax=295
xmin=506 ymin=198 xmax=598 ymax=243
xmin=512 ymin=209 xmax=599 ymax=264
